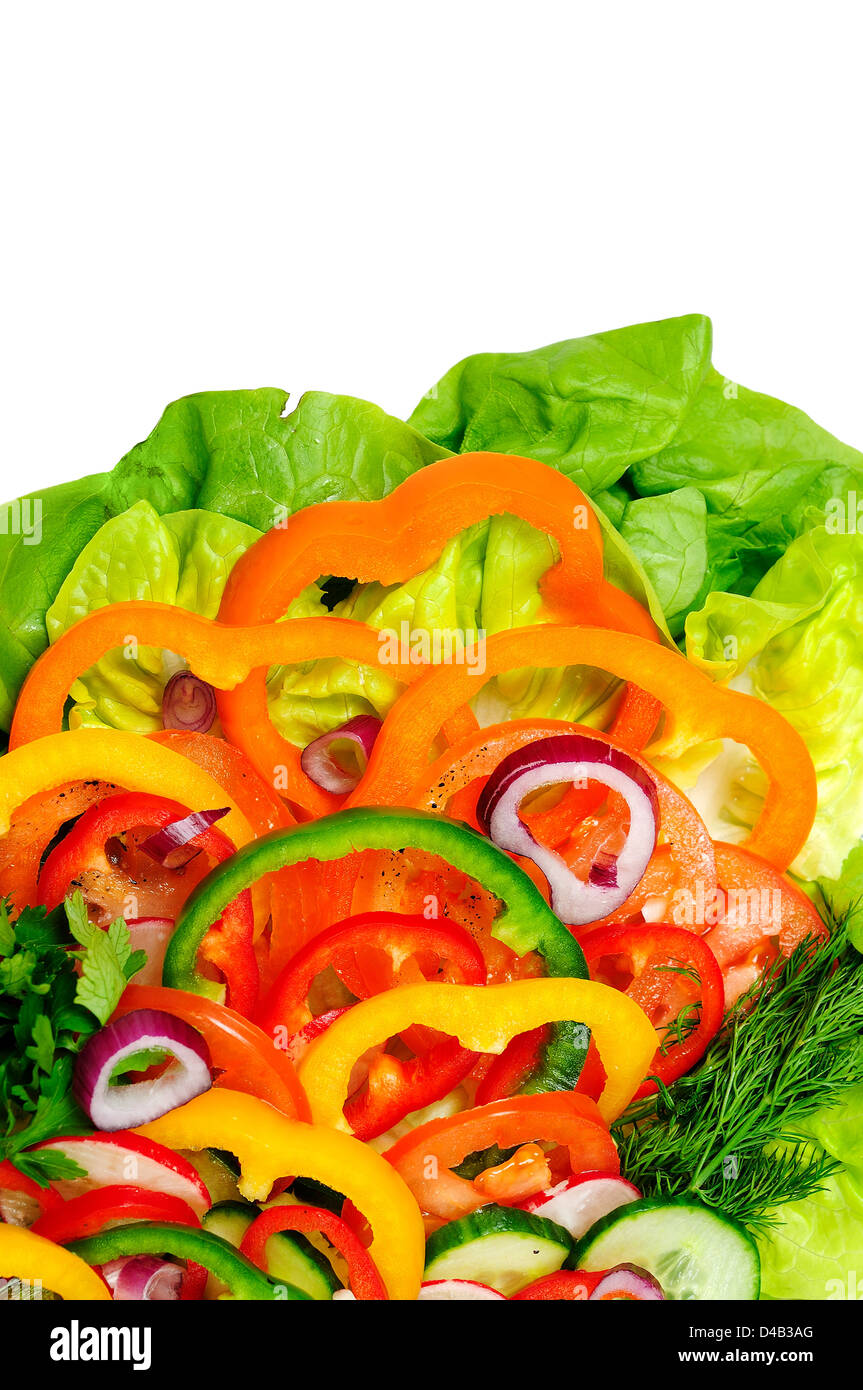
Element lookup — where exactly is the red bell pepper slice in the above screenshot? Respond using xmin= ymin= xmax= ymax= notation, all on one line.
xmin=239 ymin=1203 xmax=387 ymax=1300
xmin=256 ymin=912 xmax=487 ymax=1034
xmin=31 ymin=1184 xmax=200 ymax=1243
xmin=475 ymin=1029 xmax=607 ymax=1106
xmin=0 ymin=1158 xmax=62 ymax=1218
xmin=256 ymin=913 xmax=486 ymax=1142
xmin=33 ymin=1185 xmax=206 ymax=1300
xmin=36 ymin=791 xmax=258 ymax=1016
xmin=511 ymin=1269 xmax=605 ymax=1300
xmin=581 ymin=923 xmax=724 ymax=1097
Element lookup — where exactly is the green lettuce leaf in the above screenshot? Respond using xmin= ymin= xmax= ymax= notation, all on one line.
xmin=759 ymin=1081 xmax=863 ymax=1300
xmin=46 ymin=501 xmax=263 ymax=731
xmin=0 ymin=389 xmax=449 ymax=730
xmin=412 ymin=320 xmax=863 ymax=629
xmin=409 ymin=313 xmax=712 ymax=494
xmin=683 ymin=524 xmax=863 ymax=880
xmin=265 ymin=509 xmax=673 ymax=747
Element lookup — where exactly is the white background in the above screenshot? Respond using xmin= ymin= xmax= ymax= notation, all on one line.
xmin=3 ymin=0 xmax=861 ymax=495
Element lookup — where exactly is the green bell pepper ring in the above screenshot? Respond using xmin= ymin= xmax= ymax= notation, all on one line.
xmin=164 ymin=806 xmax=589 ymax=1094
xmin=66 ymin=1222 xmax=310 ymax=1301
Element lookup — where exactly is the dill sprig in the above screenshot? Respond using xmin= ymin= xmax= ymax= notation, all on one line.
xmin=614 ymin=911 xmax=863 ymax=1231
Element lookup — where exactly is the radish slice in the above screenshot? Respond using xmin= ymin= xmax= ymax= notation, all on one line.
xmin=518 ymin=1172 xmax=641 ymax=1240
xmin=419 ymin=1279 xmax=507 ymax=1301
xmin=300 ymin=715 xmax=382 ymax=794
xmin=477 ymin=734 xmax=658 ymax=925
xmin=28 ymin=1133 xmax=210 ymax=1215
xmin=125 ymin=919 xmax=174 ymax=986
xmin=73 ymin=1009 xmax=212 ymax=1130
xmin=589 ymin=1263 xmax=665 ymax=1300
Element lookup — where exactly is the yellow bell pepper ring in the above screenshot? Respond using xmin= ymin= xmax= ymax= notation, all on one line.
xmin=136 ymin=1088 xmax=425 ymax=1301
xmin=298 ymin=977 xmax=658 ymax=1130
xmin=0 ymin=728 xmax=252 ymax=847
xmin=0 ymin=1223 xmax=111 ymax=1301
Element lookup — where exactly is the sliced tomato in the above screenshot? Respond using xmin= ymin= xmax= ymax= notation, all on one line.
xmin=384 ymin=1092 xmax=618 ymax=1220
xmin=36 ymin=791 xmax=258 ymax=1014
xmin=581 ymin=923 xmax=724 ymax=1097
xmin=704 ymin=842 xmax=827 ymax=1005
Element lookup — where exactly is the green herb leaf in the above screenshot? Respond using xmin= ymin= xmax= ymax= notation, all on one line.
xmin=614 ymin=915 xmax=863 ymax=1231
xmin=67 ymin=892 xmax=137 ymax=1025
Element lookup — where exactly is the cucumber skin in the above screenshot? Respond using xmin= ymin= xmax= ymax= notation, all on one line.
xmin=571 ymin=1194 xmax=761 ymax=1301
xmin=425 ymin=1204 xmax=574 ymax=1296
xmin=427 ymin=1204 xmax=574 ymax=1262
xmin=204 ymin=1200 xmax=340 ymax=1301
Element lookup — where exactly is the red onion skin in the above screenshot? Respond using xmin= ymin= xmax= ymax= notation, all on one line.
xmin=162 ymin=672 xmax=217 ymax=733
xmin=476 ymin=733 xmax=658 ymax=926
xmin=73 ymin=1008 xmax=212 ymax=1131
xmin=106 ymin=1255 xmax=184 ymax=1301
xmin=300 ymin=715 xmax=382 ymax=794
xmin=142 ymin=807 xmax=229 ymax=865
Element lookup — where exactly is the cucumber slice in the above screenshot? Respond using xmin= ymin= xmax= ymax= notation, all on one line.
xmin=265 ymin=1229 xmax=341 ymax=1301
xmin=202 ymin=1200 xmax=258 ymax=1299
xmin=573 ymin=1196 xmax=760 ymax=1300
xmin=424 ymin=1205 xmax=572 ymax=1297
xmin=203 ymin=1199 xmax=341 ymax=1301
xmin=184 ymin=1148 xmax=242 ymax=1205
xmin=203 ymin=1199 xmax=256 ymax=1245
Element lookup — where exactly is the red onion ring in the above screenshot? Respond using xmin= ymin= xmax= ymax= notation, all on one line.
xmin=73 ymin=1008 xmax=212 ymax=1131
xmin=142 ymin=807 xmax=229 ymax=865
xmin=300 ymin=715 xmax=382 ymax=793
xmin=103 ymin=1255 xmax=184 ymax=1301
xmin=162 ymin=671 xmax=217 ymax=733
xmin=476 ymin=733 xmax=658 ymax=926
xmin=588 ymin=1263 xmax=665 ymax=1300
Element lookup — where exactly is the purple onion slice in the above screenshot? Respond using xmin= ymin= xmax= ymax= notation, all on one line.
xmin=142 ymin=807 xmax=229 ymax=865
xmin=103 ymin=1255 xmax=184 ymax=1301
xmin=300 ymin=715 xmax=382 ymax=793
xmin=588 ymin=1263 xmax=665 ymax=1300
xmin=476 ymin=733 xmax=658 ymax=926
xmin=73 ymin=1008 xmax=212 ymax=1131
xmin=162 ymin=672 xmax=217 ymax=733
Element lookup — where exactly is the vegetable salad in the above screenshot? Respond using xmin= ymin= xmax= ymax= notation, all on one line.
xmin=1 ymin=313 xmax=862 ymax=1302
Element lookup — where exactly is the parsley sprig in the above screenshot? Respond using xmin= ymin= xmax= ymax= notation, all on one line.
xmin=614 ymin=913 xmax=863 ymax=1231
xmin=0 ymin=891 xmax=145 ymax=1183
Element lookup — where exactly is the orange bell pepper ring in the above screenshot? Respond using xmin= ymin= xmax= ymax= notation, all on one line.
xmin=348 ymin=626 xmax=816 ymax=871
xmin=215 ymin=452 xmax=659 ymax=808
xmin=217 ymin=452 xmax=655 ymax=631
xmin=8 ymin=607 xmax=419 ymax=816
xmin=383 ymin=1091 xmax=620 ymax=1221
